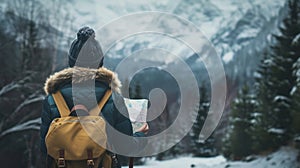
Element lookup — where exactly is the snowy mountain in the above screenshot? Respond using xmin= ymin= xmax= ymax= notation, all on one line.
xmin=59 ymin=0 xmax=285 ymax=53
xmin=59 ymin=0 xmax=285 ymax=40
xmin=51 ymin=0 xmax=286 ymax=84
xmin=0 ymin=0 xmax=287 ymax=81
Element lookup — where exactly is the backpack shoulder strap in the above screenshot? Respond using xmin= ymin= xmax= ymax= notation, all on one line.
xmin=52 ymin=91 xmax=71 ymax=117
xmin=89 ymin=89 xmax=112 ymax=116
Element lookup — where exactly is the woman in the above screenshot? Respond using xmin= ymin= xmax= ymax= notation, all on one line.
xmin=40 ymin=27 xmax=149 ymax=167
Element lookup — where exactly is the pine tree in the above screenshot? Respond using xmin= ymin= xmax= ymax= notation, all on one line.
xmin=227 ymin=85 xmax=256 ymax=160
xmin=292 ymin=57 xmax=300 ymax=135
xmin=290 ymin=1 xmax=300 ymax=137
xmin=252 ymin=52 xmax=278 ymax=152
xmin=191 ymin=85 xmax=216 ymax=157
xmin=255 ymin=0 xmax=300 ymax=150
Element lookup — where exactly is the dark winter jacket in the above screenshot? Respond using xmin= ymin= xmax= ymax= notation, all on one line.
xmin=40 ymin=67 xmax=145 ymax=163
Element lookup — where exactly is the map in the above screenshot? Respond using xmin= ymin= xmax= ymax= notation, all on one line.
xmin=124 ymin=98 xmax=148 ymax=132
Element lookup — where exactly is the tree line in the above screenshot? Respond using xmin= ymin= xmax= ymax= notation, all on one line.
xmin=0 ymin=0 xmax=72 ymax=167
xmin=223 ymin=0 xmax=300 ymax=160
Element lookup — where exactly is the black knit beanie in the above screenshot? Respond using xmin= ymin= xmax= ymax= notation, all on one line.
xmin=68 ymin=27 xmax=104 ymax=68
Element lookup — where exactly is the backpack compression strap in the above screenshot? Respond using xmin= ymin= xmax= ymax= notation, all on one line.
xmin=89 ymin=89 xmax=112 ymax=116
xmin=52 ymin=91 xmax=71 ymax=117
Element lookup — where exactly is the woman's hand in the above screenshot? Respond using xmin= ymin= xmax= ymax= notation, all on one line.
xmin=136 ymin=123 xmax=149 ymax=134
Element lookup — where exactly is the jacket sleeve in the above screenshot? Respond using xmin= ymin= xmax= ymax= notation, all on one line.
xmin=109 ymin=93 xmax=147 ymax=154
xmin=40 ymin=96 xmax=52 ymax=154
xmin=112 ymin=93 xmax=146 ymax=137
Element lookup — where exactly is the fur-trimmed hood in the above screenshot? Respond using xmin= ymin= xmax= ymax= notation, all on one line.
xmin=44 ymin=67 xmax=121 ymax=94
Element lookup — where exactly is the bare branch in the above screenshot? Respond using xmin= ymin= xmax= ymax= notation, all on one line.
xmin=0 ymin=76 xmax=32 ymax=96
xmin=10 ymin=93 xmax=44 ymax=119
xmin=0 ymin=82 xmax=21 ymax=96
xmin=0 ymin=118 xmax=41 ymax=139
xmin=4 ymin=90 xmax=44 ymax=125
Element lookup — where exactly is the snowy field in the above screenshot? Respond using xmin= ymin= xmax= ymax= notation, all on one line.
xmin=125 ymin=147 xmax=299 ymax=168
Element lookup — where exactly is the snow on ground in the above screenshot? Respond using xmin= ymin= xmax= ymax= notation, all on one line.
xmin=132 ymin=156 xmax=226 ymax=168
xmin=220 ymin=147 xmax=299 ymax=168
xmin=125 ymin=147 xmax=299 ymax=168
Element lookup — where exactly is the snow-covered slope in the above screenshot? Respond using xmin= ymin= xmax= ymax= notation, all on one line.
xmin=61 ymin=0 xmax=285 ymax=54
xmin=130 ymin=147 xmax=299 ymax=168
xmin=54 ymin=0 xmax=287 ymax=85
xmin=61 ymin=0 xmax=284 ymax=40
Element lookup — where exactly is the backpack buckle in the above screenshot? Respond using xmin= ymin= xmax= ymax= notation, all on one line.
xmin=87 ymin=149 xmax=94 ymax=167
xmin=58 ymin=158 xmax=65 ymax=167
xmin=87 ymin=159 xmax=94 ymax=167
xmin=58 ymin=150 xmax=66 ymax=167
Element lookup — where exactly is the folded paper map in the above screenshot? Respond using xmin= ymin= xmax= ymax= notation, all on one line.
xmin=124 ymin=98 xmax=148 ymax=132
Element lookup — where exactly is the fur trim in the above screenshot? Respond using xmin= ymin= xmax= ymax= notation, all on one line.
xmin=44 ymin=67 xmax=121 ymax=94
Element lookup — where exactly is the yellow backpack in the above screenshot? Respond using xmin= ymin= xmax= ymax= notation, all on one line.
xmin=45 ymin=89 xmax=112 ymax=168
